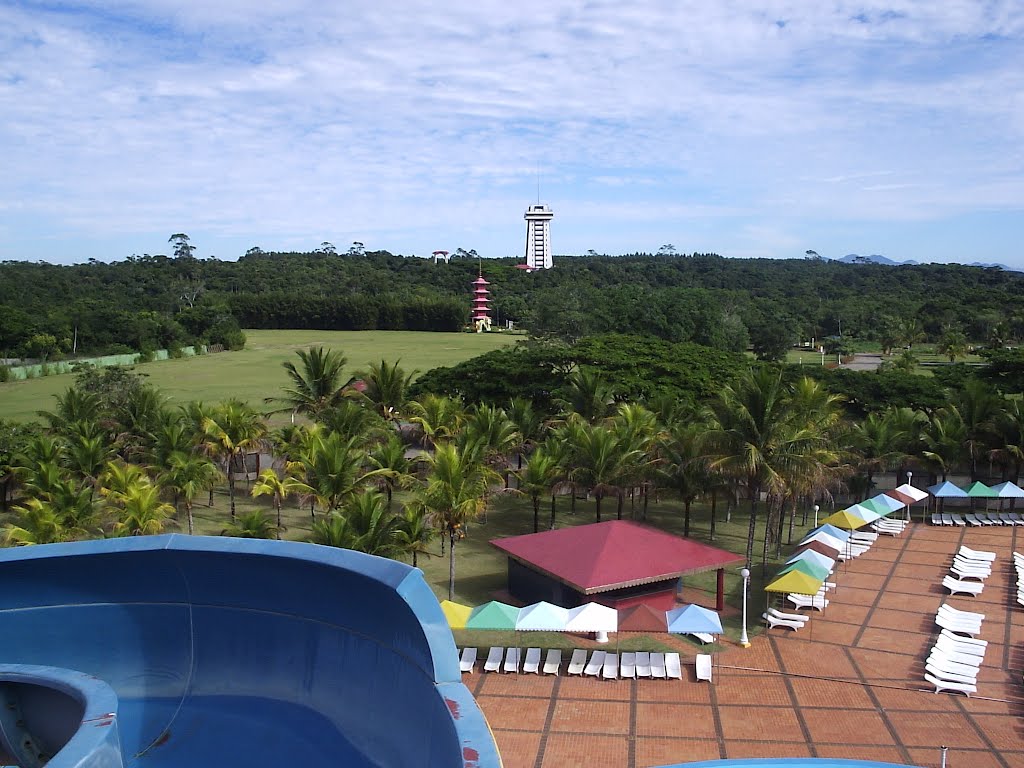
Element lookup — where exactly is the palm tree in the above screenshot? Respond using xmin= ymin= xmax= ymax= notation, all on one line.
xmin=507 ymin=397 xmax=547 ymax=470
xmin=161 ymin=451 xmax=224 ymax=534
xmin=394 ymin=507 xmax=436 ymax=567
xmin=461 ymin=404 xmax=519 ymax=489
xmin=991 ymin=398 xmax=1024 ymax=484
xmin=298 ymin=431 xmax=385 ymax=515
xmin=658 ymin=422 xmax=706 ymax=537
xmin=567 ymin=421 xmax=641 ymax=523
xmin=4 ymin=478 xmax=101 ymax=545
xmin=415 ymin=442 xmax=499 ymax=600
xmin=63 ymin=432 xmax=114 ymax=494
xmin=408 ymin=394 xmax=464 ymax=448
xmin=318 ymin=401 xmax=387 ymax=442
xmin=921 ymin=407 xmax=968 ymax=482
xmin=98 ymin=460 xmax=153 ymax=503
xmin=356 ymin=359 xmax=417 ymax=421
xmin=223 ymin=510 xmax=279 ymax=539
xmin=111 ymin=484 xmax=175 ymax=536
xmin=38 ymin=387 xmax=101 ymax=433
xmin=556 ymin=368 xmax=616 ymax=423
xmin=310 ymin=490 xmax=404 ymax=558
xmin=201 ymin=400 xmax=267 ymax=520
xmin=937 ymin=326 xmax=970 ymax=363
xmin=3 ymin=498 xmax=72 ymax=545
xmin=517 ymin=446 xmax=562 ymax=532
xmin=266 ymin=346 xmax=354 ymax=419
xmin=367 ymin=435 xmax=412 ymax=508
xmin=250 ymin=463 xmax=311 ymax=537
xmin=954 ymin=381 xmax=1003 ymax=481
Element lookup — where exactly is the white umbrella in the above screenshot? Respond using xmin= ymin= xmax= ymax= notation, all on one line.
xmin=565 ymin=602 xmax=618 ymax=644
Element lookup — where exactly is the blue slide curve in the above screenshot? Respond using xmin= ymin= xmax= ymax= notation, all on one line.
xmin=0 ymin=535 xmax=501 ymax=767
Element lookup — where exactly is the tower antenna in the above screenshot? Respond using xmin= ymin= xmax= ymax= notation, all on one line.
xmin=536 ymin=163 xmax=540 ymax=204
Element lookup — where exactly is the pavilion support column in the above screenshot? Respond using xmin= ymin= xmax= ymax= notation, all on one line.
xmin=716 ymin=569 xmax=725 ymax=612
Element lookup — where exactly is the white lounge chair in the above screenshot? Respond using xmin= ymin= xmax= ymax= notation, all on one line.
xmin=767 ymin=607 xmax=809 ymax=623
xmin=950 ymin=514 xmax=966 ymax=526
xmin=665 ymin=652 xmax=682 ymax=680
xmin=484 ymin=646 xmax=504 ymax=673
xmin=583 ymin=650 xmax=606 ymax=677
xmin=567 ymin=649 xmax=587 ymax=675
xmin=925 ymin=672 xmax=976 ymax=697
xmin=787 ymin=594 xmax=829 ymax=611
xmin=460 ymin=646 xmax=478 ymax=673
xmin=620 ymin=652 xmax=636 ymax=679
xmin=939 ymin=628 xmax=987 ymax=648
xmin=938 ymin=604 xmax=985 ymax=622
xmin=950 ymin=566 xmax=989 ymax=582
xmin=543 ymin=649 xmax=561 ymax=675
xmin=504 ymin=647 xmax=522 ymax=674
xmin=943 ymin=575 xmax=984 ymax=596
xmin=925 ymin=662 xmax=977 ymax=686
xmin=929 ymin=647 xmax=983 ymax=668
xmin=941 ymin=513 xmax=953 ymax=525
xmin=523 ymin=647 xmax=541 ymax=674
xmin=635 ymin=652 xmax=652 ymax=678
xmin=763 ymin=611 xmax=804 ymax=631
xmin=689 ymin=632 xmax=714 ymax=644
xmin=935 ymin=615 xmax=981 ymax=637
xmin=965 ymin=513 xmax=983 ymax=526
xmin=953 ymin=553 xmax=992 ymax=569
xmin=959 ymin=546 xmax=996 ymax=561
xmin=650 ymin=652 xmax=667 ymax=679
xmin=935 ymin=636 xmax=986 ymax=658
xmin=602 ymin=652 xmax=619 ymax=680
xmin=931 ymin=513 xmax=942 ymax=525
xmin=695 ymin=654 xmax=712 ymax=682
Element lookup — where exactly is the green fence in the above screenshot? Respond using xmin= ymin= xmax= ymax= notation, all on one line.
xmin=3 ymin=347 xmax=204 ymax=381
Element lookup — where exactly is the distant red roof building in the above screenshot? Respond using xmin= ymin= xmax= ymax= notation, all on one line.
xmin=491 ymin=520 xmax=743 ymax=611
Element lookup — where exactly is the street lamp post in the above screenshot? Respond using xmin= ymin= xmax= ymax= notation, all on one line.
xmin=739 ymin=567 xmax=751 ymax=648
xmin=814 ymin=504 xmax=820 ymax=527
xmin=907 ymin=471 xmax=914 ymax=521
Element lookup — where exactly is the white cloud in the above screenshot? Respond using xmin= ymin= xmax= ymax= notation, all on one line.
xmin=0 ymin=1 xmax=1022 ymax=265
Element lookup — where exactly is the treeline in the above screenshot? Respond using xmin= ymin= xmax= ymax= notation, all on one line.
xmin=3 ymin=247 xmax=1024 ymax=358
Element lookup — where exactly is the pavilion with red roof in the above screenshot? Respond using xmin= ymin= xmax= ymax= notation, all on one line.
xmin=490 ymin=520 xmax=744 ymax=612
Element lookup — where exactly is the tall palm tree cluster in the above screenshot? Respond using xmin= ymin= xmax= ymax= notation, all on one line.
xmin=4 ymin=347 xmax=1024 ymax=599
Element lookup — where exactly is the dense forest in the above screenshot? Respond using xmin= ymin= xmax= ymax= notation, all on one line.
xmin=2 ymin=244 xmax=1024 ymax=360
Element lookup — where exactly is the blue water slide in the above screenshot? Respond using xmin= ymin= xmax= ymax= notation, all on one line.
xmin=0 ymin=535 xmax=501 ymax=767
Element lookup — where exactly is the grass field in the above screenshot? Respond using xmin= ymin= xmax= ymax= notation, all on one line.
xmin=0 ymin=329 xmax=518 ymax=422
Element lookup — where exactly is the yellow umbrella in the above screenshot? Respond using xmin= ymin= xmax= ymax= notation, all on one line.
xmin=821 ymin=508 xmax=869 ymax=531
xmin=764 ymin=570 xmax=823 ymax=596
xmin=440 ymin=599 xmax=473 ymax=629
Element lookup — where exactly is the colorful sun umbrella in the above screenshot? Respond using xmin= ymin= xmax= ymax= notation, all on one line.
xmin=515 ymin=601 xmax=569 ymax=632
xmin=666 ymin=604 xmax=723 ymax=635
xmin=798 ymin=539 xmax=841 ymax=557
xmin=764 ymin=570 xmax=823 ymax=595
xmin=991 ymin=481 xmax=1024 ymax=498
xmin=821 ymin=509 xmax=870 ymax=530
xmin=465 ymin=600 xmax=519 ymax=630
xmin=889 ymin=483 xmax=929 ymax=503
xmin=800 ymin=531 xmax=846 ymax=552
xmin=807 ymin=523 xmax=851 ymax=541
xmin=844 ymin=503 xmax=884 ymax=523
xmin=858 ymin=497 xmax=894 ymax=517
xmin=928 ymin=480 xmax=968 ymax=498
xmin=868 ymin=493 xmax=905 ymax=512
xmin=440 ymin=599 xmax=473 ymax=629
xmin=786 ymin=549 xmax=835 ymax=573
xmin=618 ymin=604 xmax=668 ymax=633
xmin=963 ymin=481 xmax=997 ymax=498
xmin=564 ymin=602 xmax=618 ymax=633
xmin=779 ymin=559 xmax=830 ymax=581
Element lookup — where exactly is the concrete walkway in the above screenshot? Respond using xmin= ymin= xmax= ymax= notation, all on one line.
xmin=468 ymin=523 xmax=1024 ymax=767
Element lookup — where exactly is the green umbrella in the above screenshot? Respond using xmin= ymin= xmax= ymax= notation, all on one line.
xmin=778 ymin=559 xmax=829 ymax=581
xmin=963 ymin=481 xmax=996 ymax=498
xmin=465 ymin=600 xmax=519 ymax=630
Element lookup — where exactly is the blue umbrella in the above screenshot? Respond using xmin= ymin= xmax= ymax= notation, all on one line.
xmin=807 ymin=523 xmax=851 ymax=541
xmin=927 ymin=481 xmax=968 ymax=498
xmin=665 ymin=604 xmax=723 ymax=635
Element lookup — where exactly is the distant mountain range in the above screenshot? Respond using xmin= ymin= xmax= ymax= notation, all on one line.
xmin=832 ymin=253 xmax=1021 ymax=272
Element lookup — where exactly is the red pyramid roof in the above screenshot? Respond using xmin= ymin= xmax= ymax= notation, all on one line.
xmin=491 ymin=520 xmax=743 ymax=594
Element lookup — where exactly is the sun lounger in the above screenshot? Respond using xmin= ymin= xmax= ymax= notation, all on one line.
xmin=504 ymin=647 xmax=522 ymax=674
xmin=950 ymin=514 xmax=966 ymax=526
xmin=543 ymin=649 xmax=561 ymax=675
xmin=941 ymin=513 xmax=954 ymax=525
xmin=665 ymin=652 xmax=682 ymax=680
xmin=873 ymin=523 xmax=901 ymax=536
xmin=939 ymin=628 xmax=987 ymax=648
xmin=635 ymin=652 xmax=652 ymax=677
xmin=952 ymin=559 xmax=991 ymax=575
xmin=768 ymin=607 xmax=809 ymax=623
xmin=460 ymin=646 xmax=478 ymax=673
xmin=938 ymin=604 xmax=985 ymax=622
xmin=695 ymin=654 xmax=712 ymax=682
xmin=954 ymin=554 xmax=993 ymax=569
xmin=943 ymin=575 xmax=984 ymax=596
xmin=925 ymin=662 xmax=977 ymax=686
xmin=602 ymin=652 xmax=619 ymax=680
xmin=931 ymin=513 xmax=942 ymax=525
xmin=787 ymin=593 xmax=830 ymax=611
xmin=959 ymin=546 xmax=996 ymax=561
xmin=567 ymin=649 xmax=587 ymax=675
xmin=935 ymin=637 xmax=986 ymax=659
xmin=484 ymin=646 xmax=504 ymax=673
xmin=523 ymin=647 xmax=541 ymax=674
xmin=996 ymin=513 xmax=1015 ymax=524
xmin=929 ymin=647 xmax=983 ymax=667
xmin=584 ymin=650 xmax=606 ymax=676
xmin=965 ymin=513 xmax=983 ymax=526
xmin=650 ymin=652 xmax=667 ymax=679
xmin=951 ymin=566 xmax=989 ymax=582
xmin=925 ymin=672 xmax=976 ymax=697
xmin=1009 ymin=513 xmax=1023 ymax=525
xmin=689 ymin=632 xmax=714 ymax=644
xmin=935 ymin=616 xmax=982 ymax=638
xmin=976 ymin=512 xmax=997 ymax=525
xmin=620 ymin=652 xmax=636 ymax=679
xmin=763 ymin=611 xmax=804 ymax=631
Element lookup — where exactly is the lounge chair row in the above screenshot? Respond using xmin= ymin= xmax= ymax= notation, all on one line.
xmin=932 ymin=511 xmax=1024 ymax=526
xmin=945 ymin=545 xmax=995 ymax=593
xmin=1013 ymin=552 xmax=1024 ymax=607
xmin=762 ymin=607 xmax=810 ymax=631
xmin=925 ymin=604 xmax=988 ymax=697
xmin=871 ymin=518 xmax=909 ymax=537
xmin=462 ymin=647 xmax=689 ymax=680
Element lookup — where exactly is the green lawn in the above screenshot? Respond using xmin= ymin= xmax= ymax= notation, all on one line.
xmin=0 ymin=329 xmax=518 ymax=422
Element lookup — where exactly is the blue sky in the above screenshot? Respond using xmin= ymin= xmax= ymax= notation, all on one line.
xmin=1 ymin=1 xmax=1022 ymax=267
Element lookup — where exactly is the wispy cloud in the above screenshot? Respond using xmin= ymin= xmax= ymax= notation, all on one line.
xmin=0 ymin=1 xmax=1022 ymax=265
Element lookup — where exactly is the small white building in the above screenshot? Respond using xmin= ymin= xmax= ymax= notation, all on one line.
xmin=523 ymin=204 xmax=554 ymax=270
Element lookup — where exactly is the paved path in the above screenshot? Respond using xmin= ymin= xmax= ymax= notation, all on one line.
xmin=469 ymin=523 xmax=1024 ymax=768
xmin=839 ymin=353 xmax=885 ymax=371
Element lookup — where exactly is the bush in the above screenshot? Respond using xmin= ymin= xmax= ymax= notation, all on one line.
xmin=167 ymin=341 xmax=185 ymax=359
xmin=0 ymin=366 xmax=9 ymax=383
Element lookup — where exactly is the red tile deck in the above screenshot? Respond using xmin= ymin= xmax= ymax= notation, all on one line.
xmin=467 ymin=524 xmax=1024 ymax=767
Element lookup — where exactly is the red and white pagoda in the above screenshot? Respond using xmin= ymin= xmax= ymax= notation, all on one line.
xmin=471 ymin=272 xmax=492 ymax=331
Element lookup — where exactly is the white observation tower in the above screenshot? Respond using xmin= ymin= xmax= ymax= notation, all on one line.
xmin=523 ymin=204 xmax=554 ymax=270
